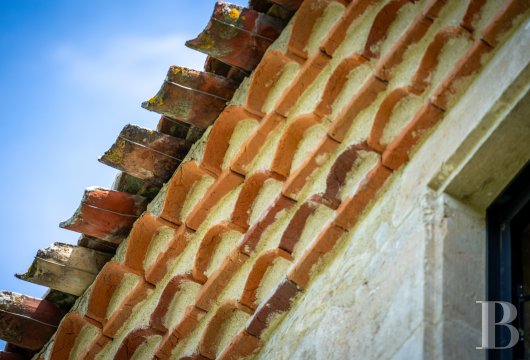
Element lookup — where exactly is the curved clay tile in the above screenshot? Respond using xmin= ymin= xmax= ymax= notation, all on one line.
xmin=315 ymin=54 xmax=368 ymax=118
xmin=195 ymin=249 xmax=249 ymax=311
xmin=271 ymin=114 xmax=321 ymax=178
xmin=16 ymin=242 xmax=112 ymax=296
xmin=186 ymin=2 xmax=286 ymax=71
xmin=159 ymin=161 xmax=212 ymax=225
xmin=201 ymin=106 xmax=261 ymax=177
xmin=217 ymin=330 xmax=262 ymax=360
xmin=282 ymin=134 xmax=339 ymax=200
xmin=411 ymin=26 xmax=471 ymax=94
xmin=288 ymin=0 xmax=346 ymax=59
xmin=278 ymin=195 xmax=325 ymax=253
xmin=362 ymin=0 xmax=412 ymax=60
xmin=193 ymin=221 xmax=244 ymax=284
xmin=114 ymin=328 xmax=159 ymax=360
xmin=0 ymin=292 xmax=62 ymax=351
xmin=230 ymin=112 xmax=287 ymax=176
xmin=461 ymin=0 xmax=487 ymax=32
xmin=240 ymin=248 xmax=293 ymax=310
xmin=287 ymin=224 xmax=346 ymax=288
xmin=328 ymin=76 xmax=387 ymax=142
xmin=231 ymin=170 xmax=284 ymax=230
xmin=145 ymin=225 xmax=195 ymax=286
xmin=368 ymin=86 xmax=416 ymax=153
xmin=49 ymin=312 xmax=87 ymax=360
xmin=481 ymin=0 xmax=530 ymax=47
xmin=186 ymin=170 xmax=245 ymax=231
xmin=198 ymin=300 xmax=252 ymax=359
xmin=59 ymin=187 xmax=147 ymax=244
xmin=142 ymin=66 xmax=238 ymax=129
xmin=238 ymin=195 xmax=296 ymax=255
xmin=150 ymin=274 xmax=201 ymax=334
xmin=246 ymin=50 xmax=295 ymax=116
xmin=155 ymin=306 xmax=206 ymax=359
xmin=246 ymin=279 xmax=301 ymax=337
xmin=99 ymin=124 xmax=190 ymax=186
xmin=123 ymin=212 xmax=178 ymax=274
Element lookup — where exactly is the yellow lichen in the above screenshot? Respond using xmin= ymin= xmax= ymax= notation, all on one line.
xmin=147 ymin=95 xmax=164 ymax=106
xmin=228 ymin=8 xmax=240 ymax=20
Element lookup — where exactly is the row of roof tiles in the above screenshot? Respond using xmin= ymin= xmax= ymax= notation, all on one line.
xmin=1 ymin=0 xmax=528 ymax=359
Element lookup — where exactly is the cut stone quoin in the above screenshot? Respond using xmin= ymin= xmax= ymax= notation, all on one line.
xmin=186 ymin=2 xmax=286 ymax=71
xmin=145 ymin=225 xmax=195 ymax=286
xmin=201 ymin=106 xmax=262 ymax=177
xmin=99 ymin=124 xmax=190 ymax=186
xmin=59 ymin=187 xmax=148 ymax=244
xmin=123 ymin=212 xmax=178 ymax=274
xmin=246 ymin=278 xmax=301 ymax=337
xmin=142 ymin=66 xmax=238 ymax=129
xmin=193 ymin=222 xmax=245 ymax=284
xmin=271 ymin=114 xmax=321 ymax=178
xmin=186 ymin=170 xmax=245 ymax=230
xmin=238 ymin=194 xmax=297 ymax=255
xmin=231 ymin=170 xmax=284 ymax=230
xmin=230 ymin=111 xmax=286 ymax=176
xmin=282 ymin=134 xmax=340 ymax=201
xmin=0 ymin=292 xmax=63 ymax=351
xmin=16 ymin=242 xmax=112 ymax=296
xmin=240 ymin=248 xmax=293 ymax=310
xmin=287 ymin=224 xmax=346 ymax=288
xmin=198 ymin=300 xmax=253 ymax=359
xmin=49 ymin=312 xmax=87 ymax=360
xmin=159 ymin=161 xmax=212 ymax=225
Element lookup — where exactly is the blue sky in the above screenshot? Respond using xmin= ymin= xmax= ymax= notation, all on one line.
xmin=0 ymin=0 xmax=246 ymax=307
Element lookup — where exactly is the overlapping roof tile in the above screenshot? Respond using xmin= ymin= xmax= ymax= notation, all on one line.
xmin=1 ymin=0 xmax=528 ymax=359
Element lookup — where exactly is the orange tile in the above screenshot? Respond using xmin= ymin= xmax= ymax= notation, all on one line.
xmin=201 ymin=106 xmax=262 ymax=177
xmin=240 ymin=249 xmax=293 ymax=310
xmin=217 ymin=330 xmax=263 ymax=360
xmin=481 ymin=0 xmax=530 ymax=47
xmin=287 ymin=224 xmax=346 ymax=288
xmin=328 ymin=76 xmax=387 ymax=142
xmin=231 ymin=171 xmax=285 ymax=230
xmin=186 ymin=170 xmax=245 ymax=230
xmin=271 ymin=114 xmax=321 ymax=178
xmin=49 ymin=312 xmax=87 ymax=360
xmin=282 ymin=134 xmax=340 ymax=200
xmin=334 ymin=162 xmax=392 ymax=230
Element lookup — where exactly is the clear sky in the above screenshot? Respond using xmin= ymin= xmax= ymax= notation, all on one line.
xmin=0 ymin=0 xmax=246 ymax=314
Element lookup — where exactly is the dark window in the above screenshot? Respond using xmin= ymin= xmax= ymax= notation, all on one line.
xmin=487 ymin=160 xmax=530 ymax=360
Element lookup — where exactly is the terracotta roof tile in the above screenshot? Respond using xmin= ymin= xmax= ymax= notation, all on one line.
xmin=14 ymin=0 xmax=527 ymax=357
